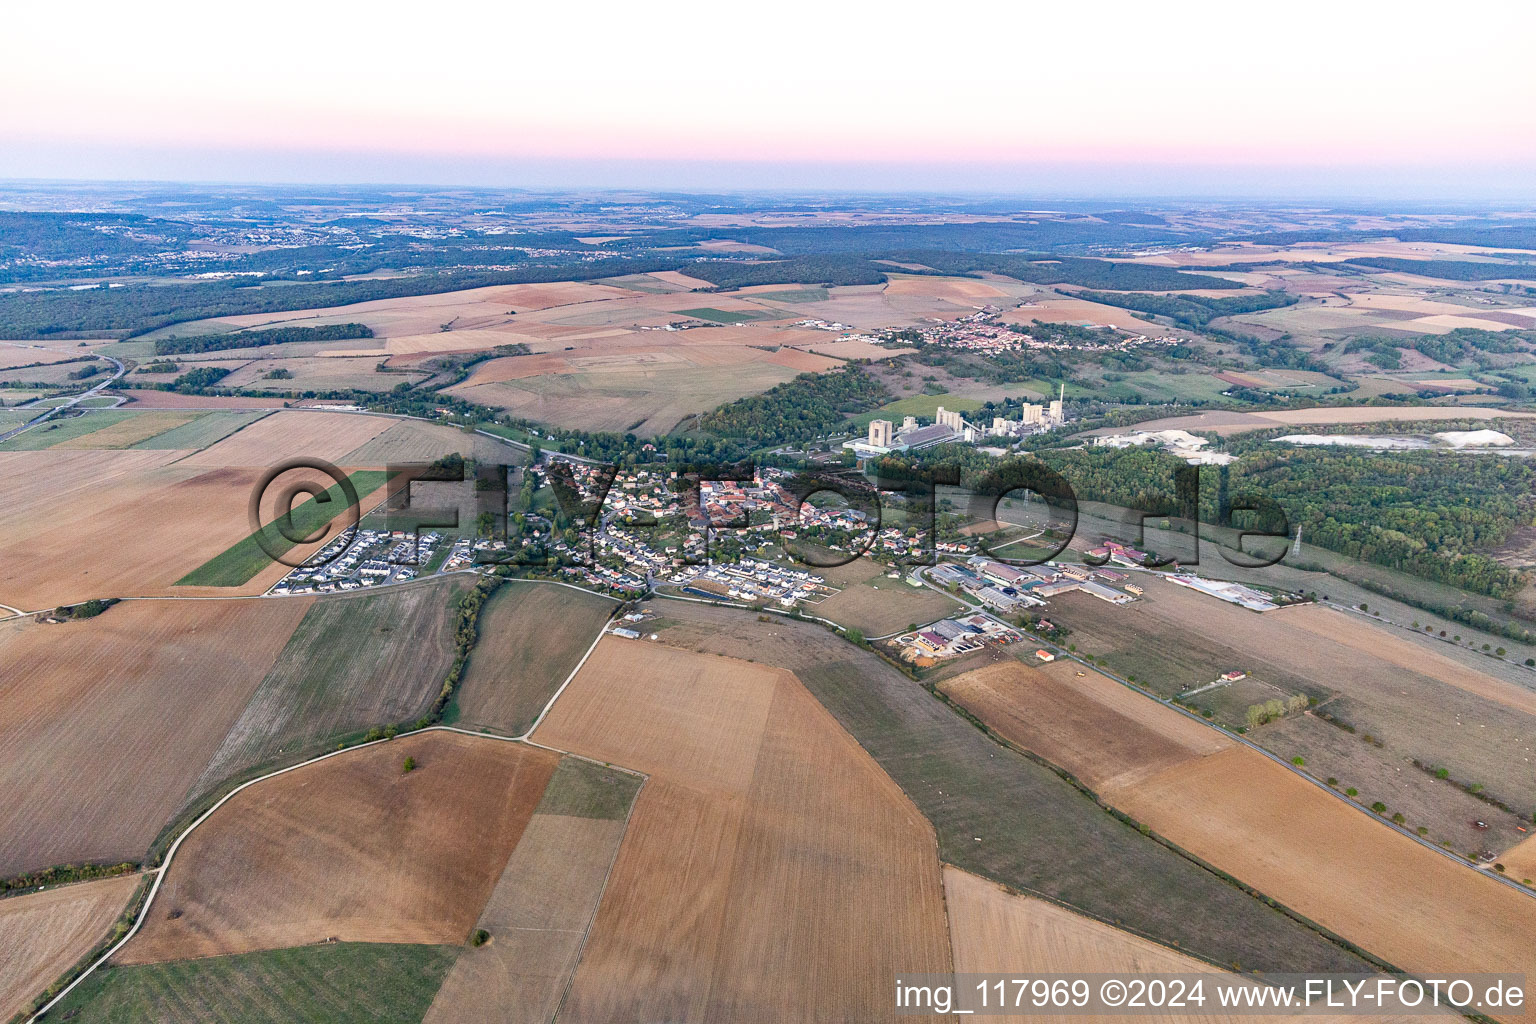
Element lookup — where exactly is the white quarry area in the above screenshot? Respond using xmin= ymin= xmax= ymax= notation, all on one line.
xmin=1434 ymin=429 xmax=1515 ymax=448
xmin=1277 ymin=429 xmax=1515 ymax=451
xmin=1093 ymin=428 xmax=1235 ymax=465
xmin=1276 ymin=434 xmax=1430 ymax=449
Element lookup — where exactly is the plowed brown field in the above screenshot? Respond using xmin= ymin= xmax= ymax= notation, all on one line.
xmin=534 ymin=638 xmax=952 ymax=1022
xmin=119 ymin=731 xmax=558 ymax=964
xmin=0 ymin=873 xmax=142 ymax=1022
xmin=944 ymin=867 xmax=1419 ymax=1024
xmin=1111 ymin=744 xmax=1536 ymax=1016
xmin=0 ymin=598 xmax=312 ymax=876
xmin=0 ymin=452 xmax=269 ymax=607
xmin=179 ymin=409 xmax=391 ymax=467
xmin=941 ymin=660 xmax=1228 ymax=791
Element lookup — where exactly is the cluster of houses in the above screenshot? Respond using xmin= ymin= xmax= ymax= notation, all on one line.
xmin=441 ymin=537 xmax=476 ymax=572
xmin=561 ymin=560 xmax=648 ymax=597
xmin=1083 ymin=539 xmax=1154 ymax=568
xmin=270 ymin=526 xmax=446 ymax=595
xmin=674 ymin=558 xmax=831 ymax=608
xmin=914 ymin=305 xmax=1183 ymax=357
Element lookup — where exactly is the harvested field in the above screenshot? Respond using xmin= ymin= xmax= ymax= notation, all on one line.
xmin=0 ymin=451 xmax=289 ymax=606
xmin=51 ymin=942 xmax=459 ymax=1024
xmin=189 ymin=576 xmax=477 ymax=800
xmin=120 ymin=731 xmax=559 ymax=964
xmin=0 ymin=599 xmax=312 ymax=876
xmin=174 ymin=468 xmax=389 ymax=588
xmin=0 ymin=345 xmax=89 ymax=369
xmin=639 ymin=599 xmax=1377 ymax=973
xmin=0 ymin=409 xmax=137 ymax=450
xmin=807 ymin=338 xmax=916 ymax=360
xmin=111 ymin=390 xmax=284 ymax=409
xmin=810 ymin=557 xmax=964 ymax=635
xmin=127 ymin=410 xmax=269 ymax=451
xmin=943 ymin=868 xmax=1419 ymax=1024
xmin=940 ymin=660 xmax=1228 ymax=792
xmin=0 ymin=360 xmax=108 ymax=387
xmin=1011 ymin=292 xmax=1201 ymax=335
xmin=422 ymin=758 xmax=638 ymax=1024
xmin=0 ymin=873 xmax=142 ymax=1023
xmin=535 ymin=638 xmax=954 ymax=1022
xmin=884 ymin=274 xmax=1008 ymax=302
xmin=1049 ymin=577 xmax=1536 ymax=845
xmin=648 ymin=270 xmax=713 ymax=290
xmin=337 ymin=418 xmax=500 ymax=466
xmin=1112 ymin=745 xmax=1536 ymax=1000
xmin=215 ymin=356 xmax=422 ymax=391
xmin=178 ymin=409 xmax=392 ymax=467
xmin=1496 ymin=830 xmax=1536 ymax=883
xmin=54 ymin=410 xmax=200 ymax=449
xmin=453 ymin=360 xmax=804 ymax=435
xmin=178 ymin=281 xmax=644 ymax=341
xmin=450 ymin=581 xmax=615 ymax=735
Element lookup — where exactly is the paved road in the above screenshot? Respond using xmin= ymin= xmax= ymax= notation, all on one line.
xmin=0 ymin=354 xmax=126 ymax=444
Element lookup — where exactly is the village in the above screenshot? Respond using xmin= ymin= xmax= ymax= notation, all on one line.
xmin=267 ymin=456 xmax=1292 ymax=673
xmin=268 ymin=525 xmax=451 ymax=595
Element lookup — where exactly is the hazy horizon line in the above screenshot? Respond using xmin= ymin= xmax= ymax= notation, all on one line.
xmin=2 ymin=164 xmax=1535 ymax=210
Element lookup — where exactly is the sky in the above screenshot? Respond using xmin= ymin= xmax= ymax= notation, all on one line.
xmin=6 ymin=0 xmax=1536 ymax=199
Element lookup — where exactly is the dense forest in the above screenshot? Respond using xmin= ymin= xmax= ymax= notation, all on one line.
xmin=874 ymin=443 xmax=1531 ymax=599
xmin=153 ymin=322 xmax=374 ymax=354
xmin=697 ymin=365 xmax=889 ymax=449
xmin=1220 ymin=443 xmax=1531 ymax=597
xmin=683 ymin=256 xmax=895 ymax=289
xmin=1342 ymin=257 xmax=1536 ymax=282
xmin=899 ymin=251 xmax=1240 ymax=291
xmin=0 ymin=258 xmax=683 ymax=337
xmin=1247 ymin=225 xmax=1536 ymax=251
xmin=1071 ymin=288 xmax=1298 ymax=328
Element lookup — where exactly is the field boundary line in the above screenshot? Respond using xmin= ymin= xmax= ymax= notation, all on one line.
xmin=1028 ymin=634 xmax=1536 ymax=904
xmin=654 ymin=589 xmax=850 ymax=634
xmin=519 ymin=603 xmax=621 ymax=742
xmin=21 ymin=721 xmax=636 ymax=1024
xmin=22 ymin=729 xmax=403 ymax=1023
xmin=550 ymin=767 xmax=648 ymax=1022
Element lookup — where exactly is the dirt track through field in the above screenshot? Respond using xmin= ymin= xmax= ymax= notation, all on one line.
xmin=421 ymin=812 xmax=627 ymax=1024
xmin=118 ymin=731 xmax=558 ymax=964
xmin=0 ymin=874 xmax=141 ymax=1022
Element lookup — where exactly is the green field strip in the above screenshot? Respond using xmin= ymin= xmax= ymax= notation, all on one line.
xmin=175 ymin=469 xmax=390 ymax=587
